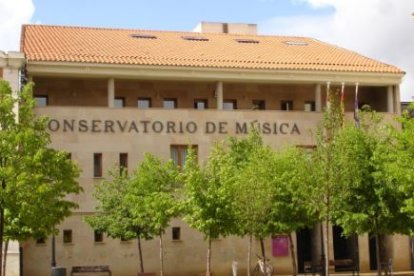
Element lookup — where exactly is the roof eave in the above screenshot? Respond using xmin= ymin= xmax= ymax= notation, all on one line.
xmin=26 ymin=61 xmax=405 ymax=86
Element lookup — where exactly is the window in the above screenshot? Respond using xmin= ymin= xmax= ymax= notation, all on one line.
xmin=194 ymin=99 xmax=208 ymax=110
xmin=304 ymin=101 xmax=316 ymax=112
xmin=63 ymin=230 xmax=72 ymax=243
xmin=94 ymin=153 xmax=102 ymax=178
xmin=94 ymin=230 xmax=103 ymax=243
xmin=170 ymin=145 xmax=198 ymax=169
xmin=114 ymin=97 xmax=125 ymax=108
xmin=119 ymin=153 xmax=128 ymax=175
xmin=163 ymin=98 xmax=177 ymax=109
xmin=36 ymin=237 xmax=46 ymax=244
xmin=137 ymin=98 xmax=151 ymax=109
xmin=252 ymin=100 xmax=266 ymax=110
xmin=172 ymin=227 xmax=181 ymax=241
xmin=281 ymin=100 xmax=293 ymax=111
xmin=223 ymin=100 xmax=237 ymax=110
xmin=34 ymin=95 xmax=48 ymax=106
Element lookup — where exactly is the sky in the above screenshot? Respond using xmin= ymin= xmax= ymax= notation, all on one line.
xmin=1 ymin=0 xmax=414 ymax=100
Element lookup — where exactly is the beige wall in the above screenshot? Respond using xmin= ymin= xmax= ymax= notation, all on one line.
xmin=23 ymin=106 xmax=407 ymax=276
xmin=32 ymin=77 xmax=390 ymax=112
xmin=22 ymin=74 xmax=407 ymax=276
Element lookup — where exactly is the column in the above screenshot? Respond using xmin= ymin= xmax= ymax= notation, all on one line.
xmin=395 ymin=85 xmax=401 ymax=115
xmin=1 ymin=51 xmax=25 ymax=92
xmin=216 ymin=81 xmax=223 ymax=110
xmin=387 ymin=86 xmax=394 ymax=113
xmin=315 ymin=84 xmax=322 ymax=112
xmin=107 ymin=78 xmax=115 ymax=108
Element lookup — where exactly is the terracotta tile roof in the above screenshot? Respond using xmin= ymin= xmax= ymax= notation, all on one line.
xmin=21 ymin=24 xmax=403 ymax=74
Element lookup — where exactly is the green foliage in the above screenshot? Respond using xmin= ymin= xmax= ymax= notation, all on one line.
xmin=87 ymin=153 xmax=179 ymax=239
xmin=0 ymin=79 xmax=81 ymax=241
xmin=85 ymin=169 xmax=148 ymax=240
xmin=227 ymin=130 xmax=316 ymax=239
xmin=267 ymin=147 xmax=318 ymax=234
xmin=128 ymin=153 xmax=180 ymax=234
xmin=314 ymin=109 xmax=414 ymax=237
xmin=311 ymin=89 xmax=346 ymax=222
xmin=386 ymin=104 xmax=414 ymax=226
xmin=182 ymin=144 xmax=237 ymax=239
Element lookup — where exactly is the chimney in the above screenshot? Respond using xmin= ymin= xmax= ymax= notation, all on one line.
xmin=193 ymin=22 xmax=257 ymax=35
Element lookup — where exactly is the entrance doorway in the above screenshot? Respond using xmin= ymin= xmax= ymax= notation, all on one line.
xmin=296 ymin=228 xmax=313 ymax=273
xmin=333 ymin=226 xmax=359 ymax=271
xmin=369 ymin=234 xmax=388 ymax=271
xmin=369 ymin=234 xmax=378 ymax=270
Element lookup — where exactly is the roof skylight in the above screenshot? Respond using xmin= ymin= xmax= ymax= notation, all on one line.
xmin=235 ymin=39 xmax=260 ymax=44
xmin=181 ymin=36 xmax=209 ymax=41
xmin=284 ymin=41 xmax=309 ymax=46
xmin=130 ymin=33 xmax=157 ymax=39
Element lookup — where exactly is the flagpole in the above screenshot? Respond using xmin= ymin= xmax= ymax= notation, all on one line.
xmin=354 ymin=83 xmax=360 ymax=128
xmin=326 ymin=81 xmax=331 ymax=111
xmin=341 ymin=82 xmax=345 ymax=127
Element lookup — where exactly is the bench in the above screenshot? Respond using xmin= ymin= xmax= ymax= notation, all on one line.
xmin=304 ymin=261 xmax=323 ymax=275
xmin=304 ymin=259 xmax=359 ymax=276
xmin=329 ymin=259 xmax=359 ymax=276
xmin=71 ymin=265 xmax=111 ymax=276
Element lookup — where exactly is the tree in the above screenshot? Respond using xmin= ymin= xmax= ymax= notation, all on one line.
xmin=0 ymin=80 xmax=81 ymax=275
xmin=267 ymin=147 xmax=318 ymax=276
xmin=87 ymin=153 xmax=179 ymax=275
xmin=390 ymin=104 xmax=414 ymax=216
xmin=330 ymin=111 xmax=414 ymax=276
xmin=310 ymin=89 xmax=345 ymax=276
xmin=128 ymin=153 xmax=179 ymax=276
xmin=226 ymin=131 xmax=274 ymax=276
xmin=86 ymin=168 xmax=153 ymax=274
xmin=182 ymin=144 xmax=237 ymax=276
xmin=227 ymin=130 xmax=316 ymax=276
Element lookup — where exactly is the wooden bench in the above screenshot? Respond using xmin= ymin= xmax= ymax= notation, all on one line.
xmin=329 ymin=259 xmax=359 ymax=276
xmin=304 ymin=259 xmax=359 ymax=276
xmin=304 ymin=261 xmax=323 ymax=275
xmin=71 ymin=265 xmax=111 ymax=276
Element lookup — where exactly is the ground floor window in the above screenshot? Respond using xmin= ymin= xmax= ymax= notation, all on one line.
xmin=170 ymin=145 xmax=198 ymax=169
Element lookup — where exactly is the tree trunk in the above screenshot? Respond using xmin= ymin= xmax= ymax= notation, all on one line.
xmin=159 ymin=232 xmax=164 ymax=276
xmin=137 ymin=234 xmax=144 ymax=273
xmin=324 ymin=219 xmax=330 ymax=276
xmin=0 ymin=179 xmax=6 ymax=276
xmin=260 ymin=238 xmax=267 ymax=274
xmin=375 ymin=233 xmax=381 ymax=276
xmin=289 ymin=233 xmax=297 ymax=276
xmin=207 ymin=237 xmax=211 ymax=276
xmin=0 ymin=205 xmax=4 ymax=276
xmin=247 ymin=234 xmax=252 ymax=276
xmin=2 ymin=239 xmax=8 ymax=276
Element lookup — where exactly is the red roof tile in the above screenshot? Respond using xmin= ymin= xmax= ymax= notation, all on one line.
xmin=21 ymin=24 xmax=403 ymax=74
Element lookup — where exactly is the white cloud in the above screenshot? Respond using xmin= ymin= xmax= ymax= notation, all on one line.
xmin=260 ymin=0 xmax=414 ymax=101
xmin=0 ymin=0 xmax=35 ymax=51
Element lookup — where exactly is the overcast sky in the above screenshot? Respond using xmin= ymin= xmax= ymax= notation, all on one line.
xmin=1 ymin=0 xmax=413 ymax=100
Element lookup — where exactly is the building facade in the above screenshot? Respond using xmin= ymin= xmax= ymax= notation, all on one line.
xmin=1 ymin=22 xmax=409 ymax=275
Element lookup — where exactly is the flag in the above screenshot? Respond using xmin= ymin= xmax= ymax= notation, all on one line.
xmin=326 ymin=82 xmax=331 ymax=111
xmin=341 ymin=82 xmax=345 ymax=127
xmin=354 ymin=83 xmax=360 ymax=128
